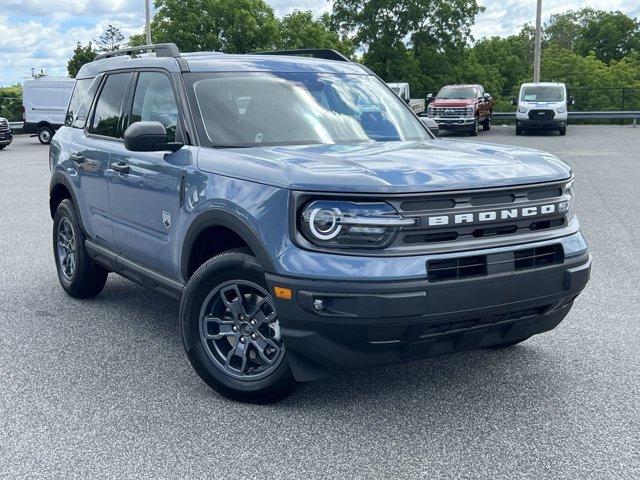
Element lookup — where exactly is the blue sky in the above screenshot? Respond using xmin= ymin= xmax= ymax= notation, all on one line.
xmin=1 ymin=0 xmax=639 ymax=86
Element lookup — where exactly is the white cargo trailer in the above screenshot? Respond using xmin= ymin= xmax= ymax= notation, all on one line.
xmin=22 ymin=77 xmax=75 ymax=144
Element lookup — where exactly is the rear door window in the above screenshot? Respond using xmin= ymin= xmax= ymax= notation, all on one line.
xmin=89 ymin=73 xmax=133 ymax=138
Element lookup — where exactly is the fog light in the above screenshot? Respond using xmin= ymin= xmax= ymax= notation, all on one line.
xmin=313 ymin=299 xmax=325 ymax=311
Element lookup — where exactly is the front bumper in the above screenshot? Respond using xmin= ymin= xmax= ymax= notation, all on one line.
xmin=517 ymin=117 xmax=567 ymax=130
xmin=434 ymin=117 xmax=475 ymax=130
xmin=266 ymin=243 xmax=591 ymax=380
xmin=0 ymin=132 xmax=12 ymax=145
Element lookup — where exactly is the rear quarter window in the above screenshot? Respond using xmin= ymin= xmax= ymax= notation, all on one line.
xmin=65 ymin=78 xmax=96 ymax=129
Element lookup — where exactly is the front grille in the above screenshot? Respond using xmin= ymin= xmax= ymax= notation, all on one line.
xmin=528 ymin=109 xmax=555 ymax=120
xmin=387 ymin=181 xmax=571 ymax=251
xmin=427 ymin=255 xmax=487 ymax=282
xmin=432 ymin=107 xmax=468 ymax=118
xmin=427 ymin=243 xmax=564 ymax=283
xmin=514 ymin=244 xmax=564 ymax=270
xmin=0 ymin=119 xmax=8 ymax=133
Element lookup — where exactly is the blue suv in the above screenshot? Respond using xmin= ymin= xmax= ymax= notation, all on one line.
xmin=49 ymin=44 xmax=591 ymax=402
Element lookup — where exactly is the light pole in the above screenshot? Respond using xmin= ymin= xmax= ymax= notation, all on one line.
xmin=145 ymin=0 xmax=152 ymax=45
xmin=533 ymin=0 xmax=542 ymax=82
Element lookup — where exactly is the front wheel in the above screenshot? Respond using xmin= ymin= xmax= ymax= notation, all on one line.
xmin=559 ymin=126 xmax=567 ymax=136
xmin=482 ymin=114 xmax=491 ymax=131
xmin=37 ymin=125 xmax=54 ymax=144
xmin=515 ymin=126 xmax=523 ymax=136
xmin=469 ymin=118 xmax=479 ymax=136
xmin=180 ymin=250 xmax=297 ymax=403
xmin=486 ymin=337 xmax=531 ymax=349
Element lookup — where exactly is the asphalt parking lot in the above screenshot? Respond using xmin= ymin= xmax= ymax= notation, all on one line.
xmin=0 ymin=126 xmax=638 ymax=479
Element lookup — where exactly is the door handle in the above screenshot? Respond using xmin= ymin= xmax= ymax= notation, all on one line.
xmin=110 ymin=161 xmax=130 ymax=174
xmin=69 ymin=153 xmax=85 ymax=164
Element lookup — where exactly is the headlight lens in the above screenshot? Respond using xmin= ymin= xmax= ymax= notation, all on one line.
xmin=556 ymin=106 xmax=567 ymax=114
xmin=561 ymin=180 xmax=575 ymax=222
xmin=299 ymin=200 xmax=416 ymax=249
xmin=466 ymin=106 xmax=475 ymax=117
xmin=517 ymin=106 xmax=528 ymax=114
xmin=427 ymin=105 xmax=434 ymax=118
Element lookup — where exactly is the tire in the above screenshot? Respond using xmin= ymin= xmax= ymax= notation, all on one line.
xmin=53 ymin=199 xmax=108 ymax=298
xmin=0 ymin=145 xmax=5 ymax=150
xmin=559 ymin=127 xmax=567 ymax=136
xmin=469 ymin=118 xmax=479 ymax=136
xmin=180 ymin=250 xmax=297 ymax=403
xmin=482 ymin=113 xmax=491 ymax=131
xmin=37 ymin=125 xmax=54 ymax=145
xmin=515 ymin=126 xmax=523 ymax=136
xmin=486 ymin=337 xmax=531 ymax=349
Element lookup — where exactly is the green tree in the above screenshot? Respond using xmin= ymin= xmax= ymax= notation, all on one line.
xmin=95 ymin=24 xmax=125 ymax=52
xmin=67 ymin=42 xmax=97 ymax=78
xmin=332 ymin=0 xmax=483 ymax=86
xmin=277 ymin=11 xmax=354 ymax=56
xmin=546 ymin=8 xmax=640 ymax=64
xmin=130 ymin=0 xmax=279 ymax=53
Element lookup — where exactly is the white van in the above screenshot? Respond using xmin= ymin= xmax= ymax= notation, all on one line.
xmin=23 ymin=77 xmax=75 ymax=144
xmin=514 ymin=82 xmax=573 ymax=136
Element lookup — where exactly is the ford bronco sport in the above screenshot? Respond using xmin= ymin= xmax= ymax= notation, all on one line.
xmin=49 ymin=44 xmax=591 ymax=403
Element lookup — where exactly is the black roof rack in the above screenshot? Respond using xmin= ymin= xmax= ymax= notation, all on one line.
xmin=95 ymin=43 xmax=181 ymax=61
xmin=255 ymin=49 xmax=350 ymax=62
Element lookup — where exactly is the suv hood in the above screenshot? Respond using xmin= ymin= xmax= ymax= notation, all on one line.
xmin=197 ymin=140 xmax=571 ymax=194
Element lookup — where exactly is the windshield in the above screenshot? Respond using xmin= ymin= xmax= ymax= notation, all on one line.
xmin=521 ymin=86 xmax=564 ymax=102
xmin=188 ymin=72 xmax=429 ymax=147
xmin=437 ymin=86 xmax=476 ymax=99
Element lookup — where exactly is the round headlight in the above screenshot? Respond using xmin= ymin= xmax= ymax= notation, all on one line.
xmin=308 ymin=207 xmax=342 ymax=240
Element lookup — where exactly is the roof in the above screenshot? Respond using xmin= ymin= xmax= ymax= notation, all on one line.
xmin=520 ymin=82 xmax=566 ymax=87
xmin=77 ymin=51 xmax=368 ymax=79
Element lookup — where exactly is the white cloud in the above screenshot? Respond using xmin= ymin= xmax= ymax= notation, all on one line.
xmin=0 ymin=0 xmax=638 ymax=86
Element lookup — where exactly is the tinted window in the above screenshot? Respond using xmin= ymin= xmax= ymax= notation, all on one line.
xmin=130 ymin=72 xmax=178 ymax=142
xmin=90 ymin=73 xmax=133 ymax=138
xmin=436 ymin=86 xmax=477 ymax=99
xmin=65 ymin=78 xmax=95 ymax=128
xmin=521 ymin=86 xmax=565 ymax=102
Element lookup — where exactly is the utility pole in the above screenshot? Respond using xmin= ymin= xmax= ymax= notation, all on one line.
xmin=533 ymin=0 xmax=542 ymax=82
xmin=145 ymin=0 xmax=152 ymax=45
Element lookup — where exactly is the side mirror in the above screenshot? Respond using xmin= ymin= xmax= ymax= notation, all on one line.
xmin=124 ymin=121 xmax=183 ymax=152
xmin=420 ymin=117 xmax=439 ymax=137
xmin=568 ymin=97 xmax=575 ymax=106
xmin=484 ymin=93 xmax=491 ymax=100
xmin=511 ymin=98 xmax=518 ymax=106
xmin=404 ymin=97 xmax=411 ymax=105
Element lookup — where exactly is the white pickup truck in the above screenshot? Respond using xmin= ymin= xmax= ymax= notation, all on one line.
xmin=388 ymin=82 xmax=425 ymax=115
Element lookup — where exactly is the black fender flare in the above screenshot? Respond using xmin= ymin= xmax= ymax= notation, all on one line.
xmin=181 ymin=209 xmax=277 ymax=281
xmin=49 ymin=171 xmax=79 ymax=218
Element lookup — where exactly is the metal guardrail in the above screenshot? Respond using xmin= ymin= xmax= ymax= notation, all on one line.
xmin=493 ymin=111 xmax=640 ymax=120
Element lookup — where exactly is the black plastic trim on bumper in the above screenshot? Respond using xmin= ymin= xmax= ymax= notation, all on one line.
xmin=517 ymin=119 xmax=566 ymax=130
xmin=265 ymin=252 xmax=591 ymax=377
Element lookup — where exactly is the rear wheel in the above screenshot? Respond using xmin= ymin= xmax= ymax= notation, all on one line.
xmin=53 ymin=199 xmax=108 ymax=298
xmin=180 ymin=250 xmax=297 ymax=403
xmin=37 ymin=125 xmax=53 ymax=144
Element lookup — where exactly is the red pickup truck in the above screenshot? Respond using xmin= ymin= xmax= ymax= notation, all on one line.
xmin=425 ymin=84 xmax=494 ymax=136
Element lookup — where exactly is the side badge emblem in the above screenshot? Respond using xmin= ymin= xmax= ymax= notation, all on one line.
xmin=163 ymin=211 xmax=171 ymax=229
